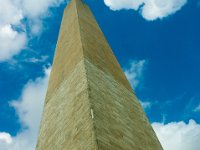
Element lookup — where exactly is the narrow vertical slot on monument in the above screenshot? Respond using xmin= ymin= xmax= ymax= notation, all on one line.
xmin=91 ymin=109 xmax=94 ymax=119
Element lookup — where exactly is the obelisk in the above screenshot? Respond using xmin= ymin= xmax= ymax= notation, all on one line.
xmin=36 ymin=0 xmax=163 ymax=149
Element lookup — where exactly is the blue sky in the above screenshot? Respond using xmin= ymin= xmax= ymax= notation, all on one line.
xmin=0 ymin=0 xmax=200 ymax=149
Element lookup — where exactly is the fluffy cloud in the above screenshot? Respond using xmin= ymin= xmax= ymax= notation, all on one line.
xmin=0 ymin=133 xmax=12 ymax=150
xmin=0 ymin=0 xmax=23 ymax=25
xmin=0 ymin=25 xmax=26 ymax=61
xmin=104 ymin=0 xmax=143 ymax=10
xmin=153 ymin=120 xmax=200 ymax=150
xmin=0 ymin=67 xmax=51 ymax=150
xmin=125 ymin=59 xmax=146 ymax=89
xmin=0 ymin=133 xmax=12 ymax=144
xmin=0 ymin=0 xmax=26 ymax=61
xmin=104 ymin=0 xmax=187 ymax=20
xmin=0 ymin=0 xmax=66 ymax=61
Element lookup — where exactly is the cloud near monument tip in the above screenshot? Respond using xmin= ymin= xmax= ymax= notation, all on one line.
xmin=104 ymin=0 xmax=187 ymax=20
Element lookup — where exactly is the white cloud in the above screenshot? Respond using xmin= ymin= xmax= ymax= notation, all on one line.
xmin=140 ymin=100 xmax=152 ymax=110
xmin=0 ymin=67 xmax=51 ymax=150
xmin=125 ymin=59 xmax=146 ymax=89
xmin=0 ymin=0 xmax=67 ymax=61
xmin=0 ymin=0 xmax=23 ymax=26
xmin=0 ymin=133 xmax=12 ymax=144
xmin=194 ymin=104 xmax=200 ymax=112
xmin=24 ymin=55 xmax=49 ymax=63
xmin=104 ymin=0 xmax=143 ymax=10
xmin=0 ymin=0 xmax=26 ymax=61
xmin=0 ymin=25 xmax=26 ymax=61
xmin=104 ymin=0 xmax=187 ymax=20
xmin=0 ymin=133 xmax=12 ymax=150
xmin=153 ymin=120 xmax=200 ymax=150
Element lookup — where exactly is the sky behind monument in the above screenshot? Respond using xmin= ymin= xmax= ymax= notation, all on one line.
xmin=0 ymin=0 xmax=200 ymax=149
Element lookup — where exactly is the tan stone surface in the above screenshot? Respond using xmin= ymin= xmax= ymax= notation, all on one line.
xmin=36 ymin=0 xmax=163 ymax=149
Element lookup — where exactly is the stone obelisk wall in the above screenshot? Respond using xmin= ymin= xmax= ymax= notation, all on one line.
xmin=36 ymin=0 xmax=163 ymax=149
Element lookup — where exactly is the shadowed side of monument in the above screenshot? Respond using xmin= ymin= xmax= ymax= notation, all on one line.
xmin=36 ymin=0 xmax=163 ymax=149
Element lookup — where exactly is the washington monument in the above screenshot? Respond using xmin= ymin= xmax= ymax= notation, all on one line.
xmin=36 ymin=0 xmax=163 ymax=149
